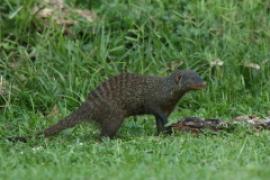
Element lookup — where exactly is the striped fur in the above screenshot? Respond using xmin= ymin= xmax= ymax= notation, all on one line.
xmin=9 ymin=70 xmax=206 ymax=141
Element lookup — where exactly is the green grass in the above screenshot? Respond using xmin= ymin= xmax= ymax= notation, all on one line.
xmin=1 ymin=0 xmax=270 ymax=179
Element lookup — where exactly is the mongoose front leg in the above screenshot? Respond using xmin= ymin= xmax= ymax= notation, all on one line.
xmin=154 ymin=111 xmax=172 ymax=135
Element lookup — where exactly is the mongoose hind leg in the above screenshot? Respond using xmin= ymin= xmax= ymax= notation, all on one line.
xmin=100 ymin=112 xmax=125 ymax=138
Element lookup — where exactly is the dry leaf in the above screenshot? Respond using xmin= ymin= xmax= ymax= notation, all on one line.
xmin=47 ymin=105 xmax=60 ymax=117
xmin=44 ymin=0 xmax=64 ymax=9
xmin=166 ymin=60 xmax=184 ymax=71
xmin=55 ymin=18 xmax=75 ymax=26
xmin=262 ymin=59 xmax=269 ymax=65
xmin=243 ymin=62 xmax=260 ymax=70
xmin=33 ymin=0 xmax=97 ymax=32
xmin=36 ymin=8 xmax=54 ymax=18
xmin=170 ymin=117 xmax=228 ymax=134
xmin=210 ymin=58 xmax=224 ymax=67
xmin=0 ymin=76 xmax=8 ymax=97
xmin=233 ymin=115 xmax=270 ymax=129
xmin=234 ymin=115 xmax=259 ymax=121
xmin=74 ymin=9 xmax=97 ymax=22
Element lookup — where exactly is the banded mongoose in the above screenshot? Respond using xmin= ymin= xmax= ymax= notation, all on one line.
xmin=9 ymin=69 xmax=206 ymax=142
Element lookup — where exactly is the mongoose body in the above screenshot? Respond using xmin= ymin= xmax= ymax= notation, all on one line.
xmin=10 ymin=70 xmax=206 ymax=141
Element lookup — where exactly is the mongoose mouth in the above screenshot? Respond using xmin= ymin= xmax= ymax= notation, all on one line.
xmin=191 ymin=82 xmax=207 ymax=90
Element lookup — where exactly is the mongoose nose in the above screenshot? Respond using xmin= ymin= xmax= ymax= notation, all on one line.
xmin=191 ymin=81 xmax=207 ymax=90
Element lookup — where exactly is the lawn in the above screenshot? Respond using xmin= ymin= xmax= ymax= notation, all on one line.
xmin=1 ymin=0 xmax=270 ymax=179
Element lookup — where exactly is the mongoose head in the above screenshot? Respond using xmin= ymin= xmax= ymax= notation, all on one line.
xmin=174 ymin=70 xmax=207 ymax=91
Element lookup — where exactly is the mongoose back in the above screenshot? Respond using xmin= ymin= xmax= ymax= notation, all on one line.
xmin=9 ymin=69 xmax=206 ymax=142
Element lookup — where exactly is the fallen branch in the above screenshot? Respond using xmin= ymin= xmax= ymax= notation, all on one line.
xmin=169 ymin=116 xmax=270 ymax=134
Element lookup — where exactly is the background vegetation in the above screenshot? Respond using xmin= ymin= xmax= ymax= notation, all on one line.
xmin=1 ymin=0 xmax=270 ymax=179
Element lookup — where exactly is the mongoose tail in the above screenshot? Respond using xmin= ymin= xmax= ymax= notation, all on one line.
xmin=43 ymin=102 xmax=90 ymax=137
xmin=7 ymin=102 xmax=91 ymax=142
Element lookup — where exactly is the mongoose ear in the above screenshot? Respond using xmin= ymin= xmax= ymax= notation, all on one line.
xmin=175 ymin=73 xmax=182 ymax=83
